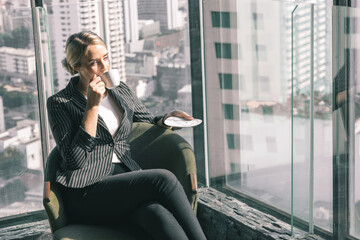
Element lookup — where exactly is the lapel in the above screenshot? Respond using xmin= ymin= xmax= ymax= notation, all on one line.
xmin=107 ymin=87 xmax=133 ymax=140
xmin=67 ymin=76 xmax=110 ymax=133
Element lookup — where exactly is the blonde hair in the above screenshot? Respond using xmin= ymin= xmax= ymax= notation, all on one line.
xmin=62 ymin=31 xmax=107 ymax=75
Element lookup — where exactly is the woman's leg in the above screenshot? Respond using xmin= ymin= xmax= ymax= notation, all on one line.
xmin=60 ymin=169 xmax=206 ymax=240
xmin=130 ymin=202 xmax=188 ymax=240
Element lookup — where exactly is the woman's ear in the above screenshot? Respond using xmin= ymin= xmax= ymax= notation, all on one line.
xmin=73 ymin=65 xmax=80 ymax=72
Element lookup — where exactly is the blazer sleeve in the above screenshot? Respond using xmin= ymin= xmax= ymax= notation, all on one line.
xmin=119 ymin=82 xmax=158 ymax=124
xmin=47 ymin=96 xmax=97 ymax=170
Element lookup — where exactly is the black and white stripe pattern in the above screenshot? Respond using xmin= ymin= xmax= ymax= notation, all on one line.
xmin=47 ymin=76 xmax=156 ymax=188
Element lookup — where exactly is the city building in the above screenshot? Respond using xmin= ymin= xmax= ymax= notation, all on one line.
xmin=138 ymin=19 xmax=160 ymax=39
xmin=18 ymin=138 xmax=42 ymax=170
xmin=122 ymin=0 xmax=139 ymax=43
xmin=0 ymin=120 xmax=39 ymax=152
xmin=45 ymin=0 xmax=126 ymax=91
xmin=203 ymin=0 xmax=329 ymax=177
xmin=202 ymin=0 xmax=332 ymax=230
xmin=0 ymin=1 xmax=359 ymax=239
xmin=137 ymin=0 xmax=180 ymax=32
xmin=0 ymin=96 xmax=4 ymax=132
xmin=0 ymin=46 xmax=35 ymax=75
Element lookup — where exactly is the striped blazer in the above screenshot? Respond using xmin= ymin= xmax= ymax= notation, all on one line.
xmin=47 ymin=76 xmax=157 ymax=188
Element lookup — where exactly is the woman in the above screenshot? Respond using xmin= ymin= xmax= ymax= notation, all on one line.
xmin=47 ymin=31 xmax=206 ymax=240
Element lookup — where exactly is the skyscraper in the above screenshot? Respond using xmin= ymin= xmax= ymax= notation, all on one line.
xmin=137 ymin=0 xmax=179 ymax=32
xmin=203 ymin=0 xmax=330 ymax=178
xmin=45 ymin=0 xmax=126 ymax=91
xmin=0 ymin=96 xmax=5 ymax=132
xmin=122 ymin=0 xmax=139 ymax=43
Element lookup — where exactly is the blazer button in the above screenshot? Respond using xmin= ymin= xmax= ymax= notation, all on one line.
xmin=109 ymin=142 xmax=114 ymax=147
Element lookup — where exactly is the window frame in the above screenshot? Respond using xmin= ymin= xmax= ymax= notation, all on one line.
xmin=0 ymin=2 xmax=358 ymax=240
xmin=194 ymin=0 xmax=359 ymax=240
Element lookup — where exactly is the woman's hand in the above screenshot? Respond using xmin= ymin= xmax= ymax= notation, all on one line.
xmin=165 ymin=110 xmax=193 ymax=121
xmin=82 ymin=75 xmax=106 ymax=137
xmin=86 ymin=74 xmax=106 ymax=108
xmin=158 ymin=110 xmax=194 ymax=130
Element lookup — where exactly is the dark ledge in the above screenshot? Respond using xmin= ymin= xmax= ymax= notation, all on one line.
xmin=197 ymin=187 xmax=325 ymax=240
xmin=0 ymin=187 xmax=326 ymax=239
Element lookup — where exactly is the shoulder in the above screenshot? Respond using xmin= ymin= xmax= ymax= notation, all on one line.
xmin=118 ymin=81 xmax=132 ymax=91
xmin=47 ymin=87 xmax=72 ymax=109
xmin=113 ymin=81 xmax=134 ymax=96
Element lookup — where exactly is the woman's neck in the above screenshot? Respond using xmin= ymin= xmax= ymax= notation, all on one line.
xmin=76 ymin=78 xmax=88 ymax=97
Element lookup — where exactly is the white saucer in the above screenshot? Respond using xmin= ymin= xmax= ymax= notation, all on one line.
xmin=164 ymin=117 xmax=202 ymax=128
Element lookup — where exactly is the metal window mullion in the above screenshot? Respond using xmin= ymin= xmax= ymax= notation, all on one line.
xmin=30 ymin=0 xmax=51 ymax=169
xmin=332 ymin=4 xmax=350 ymax=240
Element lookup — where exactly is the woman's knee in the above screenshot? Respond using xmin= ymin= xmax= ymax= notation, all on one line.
xmin=150 ymin=169 xmax=179 ymax=194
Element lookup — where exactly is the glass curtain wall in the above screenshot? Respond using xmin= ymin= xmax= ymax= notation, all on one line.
xmin=42 ymin=0 xmax=193 ymax=144
xmin=0 ymin=0 xmax=192 ymax=220
xmin=0 ymin=3 xmax=46 ymax=218
xmin=334 ymin=5 xmax=360 ymax=239
xmin=202 ymin=0 xmax=333 ymax=233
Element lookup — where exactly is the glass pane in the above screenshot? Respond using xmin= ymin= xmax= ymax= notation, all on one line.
xmin=0 ymin=4 xmax=45 ymax=218
xmin=203 ymin=0 xmax=332 ymax=232
xmin=43 ymin=0 xmax=193 ymax=145
xmin=291 ymin=3 xmax=333 ymax=231
xmin=345 ymin=6 xmax=360 ymax=239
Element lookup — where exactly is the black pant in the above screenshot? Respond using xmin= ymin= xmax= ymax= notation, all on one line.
xmin=57 ymin=164 xmax=206 ymax=240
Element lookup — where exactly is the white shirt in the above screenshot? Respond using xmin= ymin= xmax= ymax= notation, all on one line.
xmin=98 ymin=94 xmax=123 ymax=163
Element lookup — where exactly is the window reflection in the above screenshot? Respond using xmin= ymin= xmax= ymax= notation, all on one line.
xmin=0 ymin=3 xmax=43 ymax=217
xmin=0 ymin=0 xmax=193 ymax=219
xmin=203 ymin=0 xmax=333 ymax=231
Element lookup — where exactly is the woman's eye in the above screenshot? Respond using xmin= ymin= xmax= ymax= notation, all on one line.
xmin=90 ymin=61 xmax=98 ymax=66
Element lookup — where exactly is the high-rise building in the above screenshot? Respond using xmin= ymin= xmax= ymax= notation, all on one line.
xmin=137 ymin=0 xmax=179 ymax=32
xmin=0 ymin=96 xmax=5 ymax=132
xmin=0 ymin=47 xmax=36 ymax=75
xmin=122 ymin=0 xmax=139 ymax=43
xmin=203 ymin=0 xmax=330 ymax=178
xmin=45 ymin=0 xmax=126 ymax=91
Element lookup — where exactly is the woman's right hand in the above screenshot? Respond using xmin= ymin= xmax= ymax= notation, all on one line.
xmin=86 ymin=75 xmax=106 ymax=108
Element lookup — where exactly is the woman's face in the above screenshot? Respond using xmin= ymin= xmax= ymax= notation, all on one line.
xmin=75 ymin=44 xmax=110 ymax=84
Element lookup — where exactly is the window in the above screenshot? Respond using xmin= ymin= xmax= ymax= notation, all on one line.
xmin=223 ymin=104 xmax=239 ymax=120
xmin=219 ymin=73 xmax=245 ymax=90
xmin=240 ymin=135 xmax=253 ymax=151
xmin=0 ymin=7 xmax=43 ymax=219
xmin=230 ymin=162 xmax=241 ymax=174
xmin=255 ymin=44 xmax=267 ymax=61
xmin=345 ymin=17 xmax=357 ymax=34
xmin=219 ymin=73 xmax=234 ymax=89
xmin=226 ymin=133 xmax=253 ymax=151
xmin=204 ymin=1 xmax=335 ymax=235
xmin=1 ymin=0 xmax=194 ymax=225
xmin=253 ymin=12 xmax=264 ymax=30
xmin=259 ymin=76 xmax=270 ymax=92
xmin=227 ymin=133 xmax=240 ymax=150
xmin=215 ymin=43 xmax=239 ymax=59
xmin=241 ymin=106 xmax=250 ymax=121
xmin=211 ymin=11 xmax=237 ymax=28
xmin=262 ymin=106 xmax=273 ymax=115
xmin=266 ymin=137 xmax=277 ymax=153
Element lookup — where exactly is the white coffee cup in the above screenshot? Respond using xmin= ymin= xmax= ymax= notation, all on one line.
xmin=99 ymin=69 xmax=120 ymax=89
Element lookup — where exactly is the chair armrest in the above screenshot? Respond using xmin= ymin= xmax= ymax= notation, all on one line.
xmin=43 ymin=181 xmax=51 ymax=202
xmin=190 ymin=173 xmax=197 ymax=192
xmin=43 ymin=147 xmax=68 ymax=232
xmin=129 ymin=122 xmax=198 ymax=212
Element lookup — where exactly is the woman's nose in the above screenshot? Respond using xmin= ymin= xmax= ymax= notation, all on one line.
xmin=99 ymin=59 xmax=109 ymax=71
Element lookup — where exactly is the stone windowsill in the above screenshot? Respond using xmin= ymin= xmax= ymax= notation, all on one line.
xmin=197 ymin=187 xmax=325 ymax=240
xmin=0 ymin=187 xmax=326 ymax=240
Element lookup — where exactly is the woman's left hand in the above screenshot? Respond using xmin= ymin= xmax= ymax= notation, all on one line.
xmin=165 ymin=110 xmax=193 ymax=121
xmin=158 ymin=110 xmax=193 ymax=129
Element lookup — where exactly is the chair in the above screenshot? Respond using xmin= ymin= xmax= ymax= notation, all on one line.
xmin=43 ymin=122 xmax=198 ymax=240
